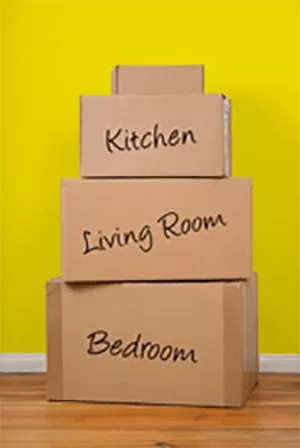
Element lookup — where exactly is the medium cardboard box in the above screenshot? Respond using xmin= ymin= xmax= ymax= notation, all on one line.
xmin=46 ymin=274 xmax=259 ymax=407
xmin=61 ymin=178 xmax=252 ymax=282
xmin=80 ymin=93 xmax=231 ymax=178
xmin=111 ymin=65 xmax=205 ymax=95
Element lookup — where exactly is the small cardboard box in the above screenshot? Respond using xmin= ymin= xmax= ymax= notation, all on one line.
xmin=61 ymin=178 xmax=252 ymax=282
xmin=111 ymin=65 xmax=204 ymax=95
xmin=46 ymin=274 xmax=259 ymax=407
xmin=80 ymin=94 xmax=231 ymax=178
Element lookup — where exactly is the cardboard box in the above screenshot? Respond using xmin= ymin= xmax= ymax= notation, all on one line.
xmin=46 ymin=274 xmax=259 ymax=407
xmin=61 ymin=178 xmax=252 ymax=282
xmin=111 ymin=65 xmax=205 ymax=95
xmin=80 ymin=94 xmax=231 ymax=178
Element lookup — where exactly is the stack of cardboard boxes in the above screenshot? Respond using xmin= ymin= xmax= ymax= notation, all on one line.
xmin=46 ymin=65 xmax=258 ymax=408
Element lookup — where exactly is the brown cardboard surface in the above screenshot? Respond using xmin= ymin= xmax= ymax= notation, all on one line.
xmin=61 ymin=178 xmax=252 ymax=282
xmin=111 ymin=65 xmax=204 ymax=95
xmin=46 ymin=275 xmax=258 ymax=407
xmin=45 ymin=278 xmax=62 ymax=400
xmin=248 ymin=272 xmax=259 ymax=390
xmin=223 ymin=282 xmax=244 ymax=405
xmin=80 ymin=94 xmax=231 ymax=178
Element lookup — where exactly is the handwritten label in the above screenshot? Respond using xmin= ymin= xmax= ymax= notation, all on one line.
xmin=87 ymin=330 xmax=198 ymax=364
xmin=82 ymin=210 xmax=227 ymax=255
xmin=105 ymin=123 xmax=197 ymax=153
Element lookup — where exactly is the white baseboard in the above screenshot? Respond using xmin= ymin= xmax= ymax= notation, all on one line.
xmin=0 ymin=354 xmax=299 ymax=374
xmin=0 ymin=354 xmax=47 ymax=373
xmin=259 ymin=354 xmax=300 ymax=373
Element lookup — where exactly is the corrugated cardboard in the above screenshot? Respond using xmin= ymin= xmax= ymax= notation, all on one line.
xmin=111 ymin=65 xmax=204 ymax=95
xmin=61 ymin=178 xmax=252 ymax=283
xmin=80 ymin=94 xmax=231 ymax=178
xmin=46 ymin=274 xmax=259 ymax=407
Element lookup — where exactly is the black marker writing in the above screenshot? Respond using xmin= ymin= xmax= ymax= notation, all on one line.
xmin=82 ymin=211 xmax=227 ymax=255
xmin=105 ymin=123 xmax=197 ymax=153
xmin=87 ymin=330 xmax=198 ymax=364
xmin=157 ymin=211 xmax=227 ymax=239
xmin=83 ymin=224 xmax=153 ymax=255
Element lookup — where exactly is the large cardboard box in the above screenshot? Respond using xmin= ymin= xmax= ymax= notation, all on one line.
xmin=46 ymin=274 xmax=259 ymax=407
xmin=111 ymin=65 xmax=204 ymax=95
xmin=80 ymin=94 xmax=231 ymax=178
xmin=61 ymin=178 xmax=252 ymax=282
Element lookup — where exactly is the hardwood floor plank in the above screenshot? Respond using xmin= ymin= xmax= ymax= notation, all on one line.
xmin=0 ymin=373 xmax=299 ymax=448
xmin=2 ymin=429 xmax=300 ymax=448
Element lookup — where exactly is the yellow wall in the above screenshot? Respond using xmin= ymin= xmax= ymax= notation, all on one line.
xmin=0 ymin=0 xmax=299 ymax=354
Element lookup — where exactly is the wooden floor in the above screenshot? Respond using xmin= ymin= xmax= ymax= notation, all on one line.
xmin=0 ymin=374 xmax=299 ymax=448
